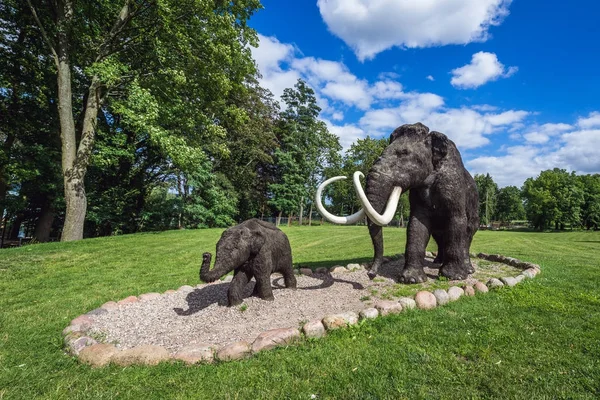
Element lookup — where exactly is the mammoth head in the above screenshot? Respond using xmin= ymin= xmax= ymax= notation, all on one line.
xmin=216 ymin=226 xmax=266 ymax=262
xmin=374 ymin=123 xmax=455 ymax=189
xmin=316 ymin=122 xmax=458 ymax=226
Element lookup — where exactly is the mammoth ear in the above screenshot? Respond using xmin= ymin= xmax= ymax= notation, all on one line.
xmin=430 ymin=131 xmax=449 ymax=168
xmin=248 ymin=228 xmax=266 ymax=254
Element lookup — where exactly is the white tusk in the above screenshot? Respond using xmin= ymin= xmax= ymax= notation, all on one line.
xmin=353 ymin=171 xmax=402 ymax=226
xmin=315 ymin=176 xmax=366 ymax=225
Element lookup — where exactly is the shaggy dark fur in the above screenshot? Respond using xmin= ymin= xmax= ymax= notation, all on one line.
xmin=366 ymin=122 xmax=479 ymax=283
xmin=200 ymin=219 xmax=297 ymax=306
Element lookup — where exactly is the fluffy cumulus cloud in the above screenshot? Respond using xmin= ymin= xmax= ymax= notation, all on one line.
xmin=322 ymin=120 xmax=368 ymax=150
xmin=522 ymin=123 xmax=573 ymax=144
xmin=450 ymin=52 xmax=518 ymax=89
xmin=317 ymin=0 xmax=512 ymax=61
xmin=360 ymin=96 xmax=528 ymax=149
xmin=468 ymin=115 xmax=600 ymax=187
xmin=252 ymin=35 xmax=300 ymax=100
xmin=251 ymin=34 xmax=600 ymax=187
xmin=577 ymin=111 xmax=600 ymax=129
xmin=251 ymin=34 xmax=529 ymax=152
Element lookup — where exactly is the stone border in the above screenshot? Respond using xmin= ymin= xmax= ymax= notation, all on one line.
xmin=64 ymin=254 xmax=541 ymax=367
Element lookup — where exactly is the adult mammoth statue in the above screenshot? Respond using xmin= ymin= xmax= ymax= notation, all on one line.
xmin=200 ymin=219 xmax=297 ymax=306
xmin=316 ymin=123 xmax=479 ymax=283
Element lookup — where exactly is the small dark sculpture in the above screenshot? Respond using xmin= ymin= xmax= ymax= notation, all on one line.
xmin=200 ymin=219 xmax=297 ymax=306
xmin=317 ymin=122 xmax=479 ymax=283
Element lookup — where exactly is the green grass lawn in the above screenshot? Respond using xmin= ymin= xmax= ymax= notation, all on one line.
xmin=1 ymin=227 xmax=599 ymax=399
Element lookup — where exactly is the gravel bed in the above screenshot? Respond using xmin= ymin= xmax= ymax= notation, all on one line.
xmin=88 ymin=257 xmax=518 ymax=352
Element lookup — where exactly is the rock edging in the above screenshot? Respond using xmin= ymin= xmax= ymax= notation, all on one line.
xmin=64 ymin=253 xmax=541 ymax=367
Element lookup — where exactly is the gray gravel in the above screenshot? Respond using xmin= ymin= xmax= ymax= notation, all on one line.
xmin=89 ymin=257 xmax=514 ymax=353
xmin=90 ymin=270 xmax=385 ymax=352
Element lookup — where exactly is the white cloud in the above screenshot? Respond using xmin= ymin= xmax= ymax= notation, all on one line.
xmin=471 ymin=104 xmax=498 ymax=112
xmin=370 ymin=80 xmax=404 ymax=100
xmin=332 ymin=112 xmax=344 ymax=121
xmin=426 ymin=75 xmax=435 ymax=81
xmin=322 ymin=81 xmax=372 ymax=110
xmin=467 ymin=128 xmax=600 ymax=187
xmin=251 ymin=35 xmax=300 ymax=100
xmin=577 ymin=111 xmax=600 ymax=129
xmin=522 ymin=123 xmax=573 ymax=144
xmin=450 ymin=52 xmax=517 ymax=89
xmin=323 ymin=119 xmax=367 ymax=150
xmin=360 ymin=96 xmax=528 ymax=150
xmin=317 ymin=0 xmax=512 ymax=61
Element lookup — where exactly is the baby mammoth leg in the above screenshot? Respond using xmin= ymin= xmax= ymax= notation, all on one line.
xmin=228 ymin=270 xmax=252 ymax=307
xmin=253 ymin=273 xmax=275 ymax=301
xmin=282 ymin=267 xmax=297 ymax=289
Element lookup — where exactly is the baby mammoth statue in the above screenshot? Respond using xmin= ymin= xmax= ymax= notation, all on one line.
xmin=200 ymin=218 xmax=297 ymax=306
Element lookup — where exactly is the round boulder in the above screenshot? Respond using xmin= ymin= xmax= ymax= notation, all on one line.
xmin=432 ymin=289 xmax=450 ymax=306
xmin=415 ymin=291 xmax=437 ymax=310
xmin=447 ymin=286 xmax=464 ymax=301
xmin=398 ymin=297 xmax=416 ymax=310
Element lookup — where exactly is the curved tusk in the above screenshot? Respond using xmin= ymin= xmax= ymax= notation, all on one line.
xmin=353 ymin=171 xmax=402 ymax=226
xmin=315 ymin=176 xmax=366 ymax=225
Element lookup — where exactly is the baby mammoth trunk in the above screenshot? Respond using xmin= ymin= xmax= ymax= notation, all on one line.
xmin=200 ymin=252 xmax=234 ymax=283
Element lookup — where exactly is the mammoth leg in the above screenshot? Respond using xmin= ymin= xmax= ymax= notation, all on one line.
xmin=282 ymin=265 xmax=297 ymax=289
xmin=400 ymin=210 xmax=430 ymax=284
xmin=228 ymin=270 xmax=252 ymax=307
xmin=432 ymin=231 xmax=444 ymax=264
xmin=367 ymin=221 xmax=384 ymax=279
xmin=440 ymin=215 xmax=470 ymax=280
xmin=254 ymin=273 xmax=275 ymax=301
xmin=463 ymin=222 xmax=476 ymax=274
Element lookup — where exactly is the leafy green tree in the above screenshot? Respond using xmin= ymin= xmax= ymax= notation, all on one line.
xmin=1 ymin=0 xmax=62 ymax=241
xmin=474 ymin=173 xmax=499 ymax=225
xmin=579 ymin=174 xmax=600 ymax=230
xmin=24 ymin=0 xmax=262 ymax=240
xmin=214 ymin=78 xmax=280 ymax=221
xmin=326 ymin=136 xmax=388 ymax=219
xmin=495 ymin=186 xmax=525 ymax=223
xmin=522 ymin=168 xmax=584 ymax=230
xmin=269 ymin=79 xmax=340 ymax=225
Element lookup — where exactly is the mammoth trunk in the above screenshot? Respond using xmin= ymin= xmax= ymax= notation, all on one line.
xmin=200 ymin=254 xmax=235 ymax=283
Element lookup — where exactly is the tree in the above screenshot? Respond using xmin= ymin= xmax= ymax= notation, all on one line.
xmin=474 ymin=173 xmax=498 ymax=226
xmin=495 ymin=186 xmax=525 ymax=223
xmin=579 ymin=174 xmax=600 ymax=230
xmin=522 ymin=168 xmax=584 ymax=230
xmin=25 ymin=0 xmax=262 ymax=240
xmin=326 ymin=136 xmax=388 ymax=219
xmin=214 ymin=77 xmax=280 ymax=222
xmin=1 ymin=1 xmax=62 ymax=242
xmin=269 ymin=79 xmax=340 ymax=225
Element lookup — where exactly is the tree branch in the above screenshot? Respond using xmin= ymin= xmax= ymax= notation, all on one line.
xmin=96 ymin=1 xmax=155 ymax=62
xmin=26 ymin=0 xmax=59 ymax=68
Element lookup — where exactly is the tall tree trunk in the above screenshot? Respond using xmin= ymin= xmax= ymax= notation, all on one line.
xmin=10 ymin=213 xmax=24 ymax=240
xmin=34 ymin=203 xmax=55 ymax=242
xmin=308 ymin=203 xmax=313 ymax=226
xmin=299 ymin=197 xmax=304 ymax=226
xmin=276 ymin=210 xmax=282 ymax=227
xmin=287 ymin=213 xmax=292 ymax=227
xmin=28 ymin=0 xmax=128 ymax=241
xmin=54 ymin=0 xmax=94 ymax=242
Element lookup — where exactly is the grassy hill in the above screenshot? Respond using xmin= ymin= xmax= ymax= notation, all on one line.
xmin=1 ymin=227 xmax=599 ymax=399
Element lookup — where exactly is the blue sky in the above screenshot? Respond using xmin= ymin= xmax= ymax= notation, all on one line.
xmin=248 ymin=0 xmax=600 ymax=187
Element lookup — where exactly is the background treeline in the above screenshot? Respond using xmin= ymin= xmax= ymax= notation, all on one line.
xmin=1 ymin=1 xmax=599 ymax=246
xmin=475 ymin=170 xmax=600 ymax=231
